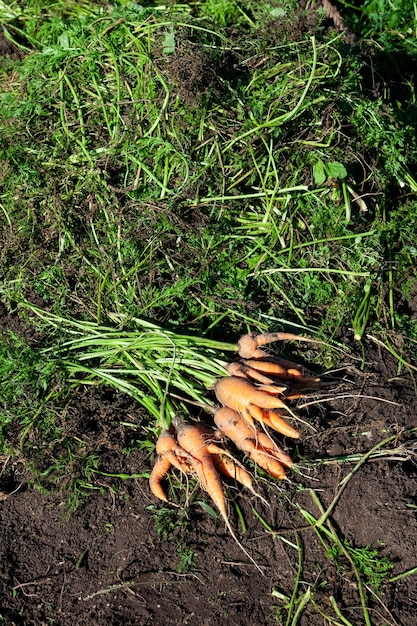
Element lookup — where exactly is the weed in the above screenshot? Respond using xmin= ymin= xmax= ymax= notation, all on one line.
xmin=150 ymin=505 xmax=189 ymax=541
xmin=176 ymin=544 xmax=197 ymax=573
xmin=338 ymin=0 xmax=417 ymax=51
xmin=327 ymin=539 xmax=394 ymax=592
xmin=148 ymin=505 xmax=196 ymax=572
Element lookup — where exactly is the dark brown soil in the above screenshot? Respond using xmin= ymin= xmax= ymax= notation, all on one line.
xmin=0 ymin=30 xmax=22 ymax=60
xmin=1 ymin=302 xmax=416 ymax=626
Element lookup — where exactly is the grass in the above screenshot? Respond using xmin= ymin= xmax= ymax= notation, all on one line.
xmin=255 ymin=430 xmax=413 ymax=625
xmin=0 ymin=0 xmax=417 ymax=624
xmin=149 ymin=502 xmax=198 ymax=573
xmin=268 ymin=496 xmax=395 ymax=625
xmin=1 ymin=2 xmax=416 ymax=338
xmin=292 ymin=490 xmax=396 ymax=626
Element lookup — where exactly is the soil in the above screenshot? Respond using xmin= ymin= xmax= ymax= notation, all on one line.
xmin=1 ymin=301 xmax=416 ymax=626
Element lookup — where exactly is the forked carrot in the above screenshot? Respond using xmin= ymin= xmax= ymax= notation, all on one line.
xmin=155 ymin=429 xmax=188 ymax=472
xmin=172 ymin=419 xmax=230 ymax=515
xmin=212 ymin=453 xmax=253 ymax=488
xmin=211 ymin=453 xmax=267 ymax=504
xmin=172 ymin=417 xmax=264 ymax=574
xmin=259 ymin=409 xmax=300 ymax=439
xmin=226 ymin=361 xmax=277 ymax=385
xmin=246 ymin=447 xmax=287 ymax=479
xmin=215 ymin=376 xmax=290 ymax=410
xmin=214 ymin=376 xmax=297 ymax=427
xmin=253 ymin=430 xmax=294 ymax=468
xmin=213 ymin=407 xmax=292 ymax=475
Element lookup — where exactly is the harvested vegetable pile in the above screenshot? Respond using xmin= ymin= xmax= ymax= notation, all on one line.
xmin=26 ymin=305 xmax=326 ymax=567
xmin=149 ymin=331 xmax=324 ymax=563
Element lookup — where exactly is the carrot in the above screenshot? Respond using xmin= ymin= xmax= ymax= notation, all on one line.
xmin=256 ymin=383 xmax=288 ymax=395
xmin=212 ymin=453 xmax=252 ymax=487
xmin=215 ymin=376 xmax=290 ymax=411
xmin=213 ymin=407 xmax=292 ymax=476
xmin=173 ymin=419 xmax=230 ymax=519
xmin=150 ymin=429 xmax=195 ymax=503
xmin=213 ymin=453 xmax=270 ymax=507
xmin=253 ymin=430 xmax=294 ymax=468
xmin=251 ymin=355 xmax=304 ymax=371
xmin=259 ymin=409 xmax=300 ymax=439
xmin=237 ymin=332 xmax=303 ymax=359
xmin=202 ymin=441 xmax=267 ymax=496
xmin=158 ymin=423 xmax=264 ymax=499
xmin=227 ymin=361 xmax=318 ymax=395
xmin=172 ymin=416 xmax=264 ymax=574
xmin=244 ymin=359 xmax=320 ymax=385
xmin=214 ymin=376 xmax=296 ymax=427
xmin=149 ymin=454 xmax=172 ymax=502
xmin=246 ymin=447 xmax=287 ymax=479
xmin=155 ymin=429 xmax=188 ymax=472
xmin=237 ymin=331 xmax=319 ymax=359
xmin=213 ymin=415 xmax=286 ymax=480
xmin=245 ymin=358 xmax=298 ymax=376
xmin=226 ymin=361 xmax=277 ymax=385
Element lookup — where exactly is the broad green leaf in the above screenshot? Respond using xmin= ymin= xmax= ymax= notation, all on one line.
xmin=312 ymin=160 xmax=326 ymax=186
xmin=325 ymin=161 xmax=347 ymax=179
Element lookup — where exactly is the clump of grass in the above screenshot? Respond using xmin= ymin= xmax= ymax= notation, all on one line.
xmin=148 ymin=504 xmax=190 ymax=541
xmin=293 ymin=487 xmax=400 ymax=626
xmin=0 ymin=331 xmax=63 ymax=452
xmin=148 ymin=503 xmax=197 ymax=572
xmin=1 ymin=0 xmax=416 ymax=342
xmin=0 ymin=329 xmax=92 ymax=505
xmin=338 ymin=0 xmax=417 ymax=53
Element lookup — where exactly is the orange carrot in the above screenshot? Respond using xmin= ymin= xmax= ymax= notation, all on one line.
xmin=260 ymin=409 xmax=300 ymax=439
xmin=212 ymin=453 xmax=269 ymax=506
xmin=244 ymin=359 xmax=320 ymax=384
xmin=246 ymin=447 xmax=287 ymax=479
xmin=254 ymin=430 xmax=294 ymax=468
xmin=173 ymin=419 xmax=229 ymax=518
xmin=149 ymin=455 xmax=172 ymax=502
xmin=237 ymin=332 xmax=305 ymax=359
xmin=244 ymin=358 xmax=295 ymax=376
xmin=212 ymin=453 xmax=254 ymax=491
xmin=214 ymin=376 xmax=295 ymax=427
xmin=213 ymin=407 xmax=292 ymax=476
xmin=226 ymin=361 xmax=277 ymax=385
xmin=227 ymin=360 xmax=318 ymax=393
xmin=215 ymin=376 xmax=290 ymax=411
xmin=256 ymin=383 xmax=288 ymax=395
xmin=155 ymin=429 xmax=189 ymax=472
xmin=213 ymin=406 xmax=292 ymax=463
xmin=252 ymin=355 xmax=305 ymax=371
xmin=227 ymin=394 xmax=299 ymax=437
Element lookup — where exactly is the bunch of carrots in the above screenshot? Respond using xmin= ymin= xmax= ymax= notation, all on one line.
xmin=149 ymin=331 xmax=321 ymax=560
xmin=24 ymin=306 xmax=319 ymax=569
